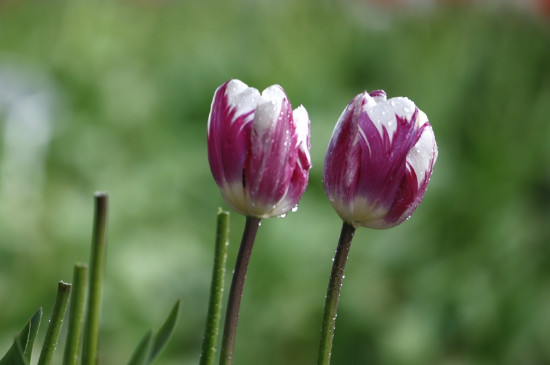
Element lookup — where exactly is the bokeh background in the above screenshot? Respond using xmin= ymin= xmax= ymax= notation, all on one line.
xmin=1 ymin=0 xmax=550 ymax=364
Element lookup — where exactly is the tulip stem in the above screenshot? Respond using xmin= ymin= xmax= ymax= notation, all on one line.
xmin=200 ymin=209 xmax=230 ymax=365
xmin=219 ymin=216 xmax=261 ymax=365
xmin=63 ymin=263 xmax=88 ymax=365
xmin=38 ymin=281 xmax=72 ymax=365
xmin=317 ymin=221 xmax=356 ymax=365
xmin=82 ymin=192 xmax=109 ymax=365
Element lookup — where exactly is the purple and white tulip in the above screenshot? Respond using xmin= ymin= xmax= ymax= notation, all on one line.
xmin=323 ymin=90 xmax=437 ymax=229
xmin=207 ymin=79 xmax=311 ymax=218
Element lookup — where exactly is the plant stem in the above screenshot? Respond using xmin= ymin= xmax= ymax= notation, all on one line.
xmin=317 ymin=222 xmax=356 ymax=365
xmin=219 ymin=216 xmax=261 ymax=365
xmin=82 ymin=192 xmax=109 ymax=365
xmin=63 ymin=263 xmax=88 ymax=365
xmin=200 ymin=209 xmax=230 ymax=365
xmin=38 ymin=281 xmax=72 ymax=365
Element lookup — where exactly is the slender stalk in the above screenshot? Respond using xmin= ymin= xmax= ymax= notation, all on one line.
xmin=82 ymin=192 xmax=109 ymax=365
xmin=200 ymin=209 xmax=230 ymax=365
xmin=219 ymin=216 xmax=261 ymax=365
xmin=63 ymin=263 xmax=88 ymax=365
xmin=317 ymin=222 xmax=356 ymax=365
xmin=38 ymin=281 xmax=72 ymax=365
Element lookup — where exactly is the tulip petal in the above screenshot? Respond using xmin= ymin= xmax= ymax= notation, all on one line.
xmin=207 ymin=80 xmax=260 ymax=213
xmin=294 ymin=105 xmax=311 ymax=165
xmin=246 ymin=86 xmax=298 ymax=216
xmin=383 ymin=119 xmax=438 ymax=226
xmin=270 ymin=105 xmax=311 ymax=216
xmin=323 ymin=94 xmax=367 ymax=215
xmin=369 ymin=89 xmax=387 ymax=102
xmin=405 ymin=111 xmax=437 ymax=189
xmin=354 ymin=103 xmax=426 ymax=227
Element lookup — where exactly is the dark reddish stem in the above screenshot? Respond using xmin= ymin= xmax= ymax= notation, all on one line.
xmin=219 ymin=216 xmax=261 ymax=365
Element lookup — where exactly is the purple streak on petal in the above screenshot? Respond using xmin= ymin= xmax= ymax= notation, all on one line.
xmin=246 ymin=95 xmax=298 ymax=209
xmin=323 ymin=95 xmax=365 ymax=208
xmin=384 ymin=125 xmax=437 ymax=226
xmin=207 ymin=80 xmax=253 ymax=188
xmin=355 ymin=107 xmax=426 ymax=220
xmin=369 ymin=90 xmax=386 ymax=99
xmin=382 ymin=165 xmax=420 ymax=227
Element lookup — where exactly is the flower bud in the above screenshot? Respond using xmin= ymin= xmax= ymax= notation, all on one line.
xmin=323 ymin=90 xmax=437 ymax=229
xmin=207 ymin=79 xmax=311 ymax=218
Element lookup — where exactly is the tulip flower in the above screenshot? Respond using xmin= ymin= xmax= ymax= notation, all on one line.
xmin=317 ymin=90 xmax=437 ymax=365
xmin=207 ymin=79 xmax=311 ymax=219
xmin=206 ymin=79 xmax=310 ymax=365
xmin=323 ymin=89 xmax=437 ymax=229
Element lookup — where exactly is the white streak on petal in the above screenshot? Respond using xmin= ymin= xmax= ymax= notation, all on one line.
xmin=223 ymin=181 xmax=247 ymax=216
xmin=253 ymin=85 xmax=285 ymax=134
xmin=360 ymin=91 xmax=377 ymax=109
xmin=407 ymin=121 xmax=437 ymax=187
xmin=357 ymin=125 xmax=371 ymax=155
xmin=293 ymin=105 xmax=311 ymax=160
xmin=225 ymin=79 xmax=261 ymax=123
xmin=351 ymin=196 xmax=390 ymax=229
xmin=416 ymin=109 xmax=429 ymax=128
xmin=370 ymin=90 xmax=387 ymax=103
xmin=293 ymin=105 xmax=308 ymax=144
xmin=365 ymin=96 xmax=417 ymax=141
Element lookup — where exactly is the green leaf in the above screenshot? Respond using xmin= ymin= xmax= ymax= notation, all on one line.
xmin=127 ymin=331 xmax=154 ymax=365
xmin=24 ymin=308 xmax=43 ymax=362
xmin=149 ymin=299 xmax=181 ymax=362
xmin=0 ymin=308 xmax=43 ymax=365
xmin=127 ymin=299 xmax=181 ymax=365
xmin=0 ymin=335 xmax=27 ymax=365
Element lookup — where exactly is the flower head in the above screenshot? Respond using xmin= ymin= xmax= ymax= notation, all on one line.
xmin=207 ymin=79 xmax=311 ymax=218
xmin=323 ymin=90 xmax=437 ymax=229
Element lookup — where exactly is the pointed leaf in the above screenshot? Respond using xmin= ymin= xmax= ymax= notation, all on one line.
xmin=127 ymin=331 xmax=154 ymax=365
xmin=0 ymin=336 xmax=27 ymax=365
xmin=24 ymin=308 xmax=43 ymax=362
xmin=0 ymin=308 xmax=42 ymax=365
xmin=149 ymin=299 xmax=181 ymax=363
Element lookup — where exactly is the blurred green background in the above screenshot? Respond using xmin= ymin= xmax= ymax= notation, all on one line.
xmin=1 ymin=0 xmax=549 ymax=364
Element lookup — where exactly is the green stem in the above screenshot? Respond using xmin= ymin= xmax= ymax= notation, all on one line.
xmin=38 ymin=281 xmax=72 ymax=365
xmin=317 ymin=222 xmax=356 ymax=365
xmin=82 ymin=192 xmax=109 ymax=365
xmin=200 ymin=209 xmax=230 ymax=365
xmin=63 ymin=263 xmax=88 ymax=365
xmin=219 ymin=216 xmax=261 ymax=365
